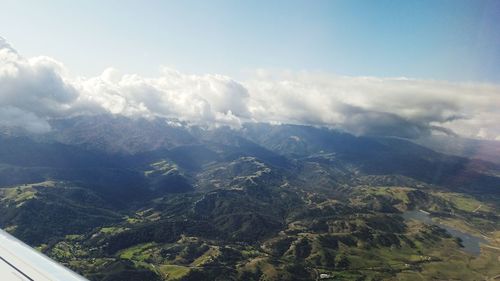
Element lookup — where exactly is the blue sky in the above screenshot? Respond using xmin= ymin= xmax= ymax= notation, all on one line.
xmin=1 ymin=0 xmax=499 ymax=81
xmin=1 ymin=0 xmax=500 ymax=139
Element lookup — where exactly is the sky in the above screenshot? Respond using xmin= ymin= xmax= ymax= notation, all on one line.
xmin=1 ymin=0 xmax=499 ymax=81
xmin=0 ymin=0 xmax=500 ymax=140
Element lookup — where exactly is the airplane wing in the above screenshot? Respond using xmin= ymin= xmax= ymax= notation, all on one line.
xmin=0 ymin=229 xmax=88 ymax=281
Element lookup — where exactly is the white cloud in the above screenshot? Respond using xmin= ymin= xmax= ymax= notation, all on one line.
xmin=245 ymin=71 xmax=500 ymax=139
xmin=74 ymin=67 xmax=251 ymax=128
xmin=0 ymin=37 xmax=78 ymax=132
xmin=0 ymin=37 xmax=499 ymax=139
xmin=0 ymin=106 xmax=51 ymax=133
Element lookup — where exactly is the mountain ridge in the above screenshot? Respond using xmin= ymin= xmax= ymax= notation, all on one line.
xmin=0 ymin=115 xmax=499 ymax=280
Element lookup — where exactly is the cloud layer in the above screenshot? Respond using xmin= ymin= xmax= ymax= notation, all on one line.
xmin=1 ymin=37 xmax=499 ymax=139
xmin=245 ymin=71 xmax=500 ymax=139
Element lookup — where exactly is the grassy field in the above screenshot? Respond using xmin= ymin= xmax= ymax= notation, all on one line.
xmin=433 ymin=192 xmax=493 ymax=213
xmin=158 ymin=265 xmax=190 ymax=280
xmin=119 ymin=243 xmax=156 ymax=260
xmin=0 ymin=181 xmax=57 ymax=206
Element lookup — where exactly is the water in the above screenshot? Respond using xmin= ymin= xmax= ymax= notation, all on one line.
xmin=402 ymin=210 xmax=488 ymax=256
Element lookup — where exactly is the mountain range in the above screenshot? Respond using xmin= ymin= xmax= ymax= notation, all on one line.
xmin=0 ymin=115 xmax=499 ymax=281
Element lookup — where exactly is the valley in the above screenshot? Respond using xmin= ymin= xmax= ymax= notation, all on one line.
xmin=0 ymin=116 xmax=499 ymax=281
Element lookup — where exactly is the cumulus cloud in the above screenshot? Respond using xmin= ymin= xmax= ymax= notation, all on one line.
xmin=245 ymin=71 xmax=500 ymax=139
xmin=0 ymin=37 xmax=78 ymax=133
xmin=0 ymin=37 xmax=499 ymax=139
xmin=75 ymin=67 xmax=251 ymax=128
